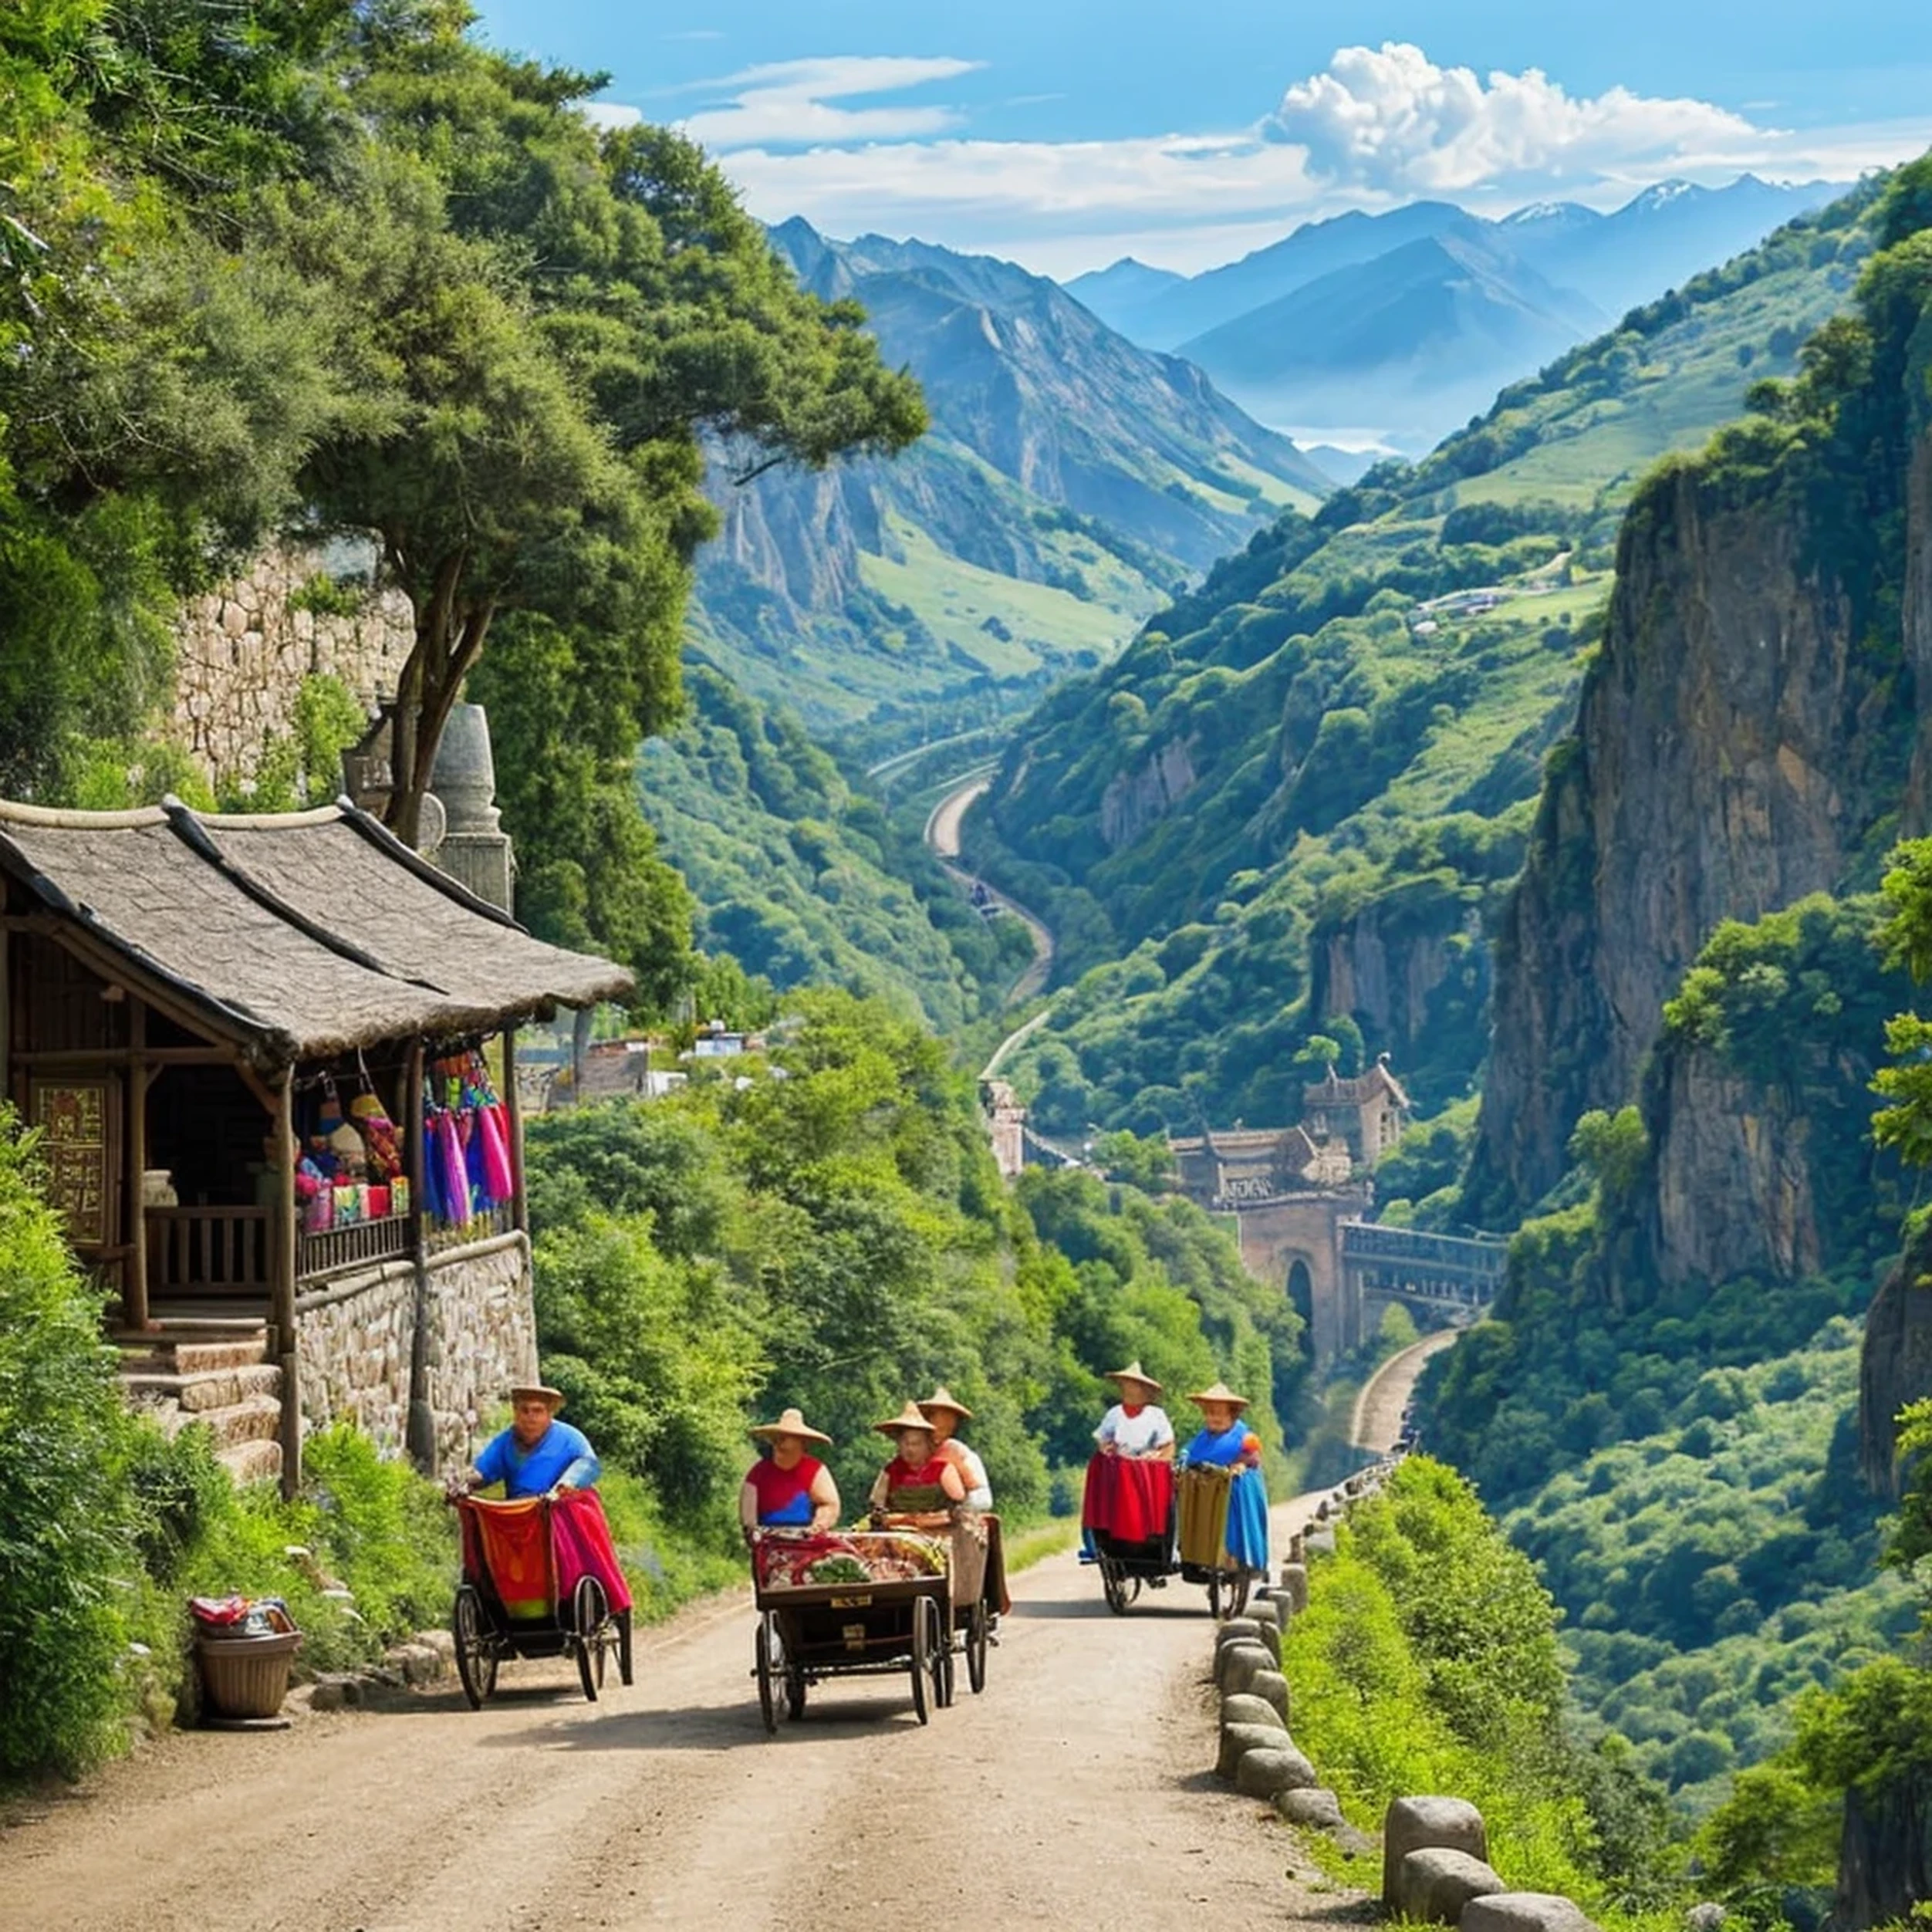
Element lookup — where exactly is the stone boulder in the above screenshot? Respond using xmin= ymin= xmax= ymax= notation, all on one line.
xmin=1273 ymin=1787 xmax=1346 ymax=1829
xmin=1383 ymin=1795 xmax=1489 ymax=1905
xmin=1305 ymin=1525 xmax=1337 ymax=1555
xmin=1235 ymin=1743 xmax=1318 ymax=1799
xmin=1218 ymin=1642 xmax=1275 ymax=1695
xmin=1276 ymin=1562 xmax=1309 ymax=1613
xmin=1461 ymin=1894 xmax=1602 ymax=1932
xmin=1217 ymin=1721 xmax=1290 ymax=1782
xmin=1245 ymin=1667 xmax=1290 ymax=1724
xmin=1219 ymin=1692 xmax=1285 ymax=1734
xmin=1393 ymin=1847 xmax=1505 ymax=1923
xmin=1214 ymin=1616 xmax=1263 ymax=1649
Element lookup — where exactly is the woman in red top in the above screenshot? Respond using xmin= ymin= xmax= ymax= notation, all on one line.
xmin=866 ymin=1400 xmax=967 ymax=1530
xmin=738 ymin=1407 xmax=842 ymax=1539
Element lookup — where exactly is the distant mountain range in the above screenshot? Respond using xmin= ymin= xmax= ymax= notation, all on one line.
xmin=1067 ymin=175 xmax=1845 ymax=450
xmin=687 ymin=219 xmax=1330 ymax=739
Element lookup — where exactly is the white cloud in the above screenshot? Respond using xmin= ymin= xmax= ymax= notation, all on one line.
xmin=581 ymin=101 xmax=643 ymax=132
xmin=1265 ymin=42 xmax=1765 ymax=191
xmin=677 ymin=56 xmax=981 ymax=150
xmin=589 ymin=45 xmax=1932 ymax=278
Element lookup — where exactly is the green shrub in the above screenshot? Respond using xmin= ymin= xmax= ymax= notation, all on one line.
xmin=0 ymin=1116 xmax=141 ymax=1778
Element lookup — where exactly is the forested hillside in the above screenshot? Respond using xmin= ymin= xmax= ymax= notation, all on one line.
xmin=688 ymin=221 xmax=1329 ymax=740
xmin=635 ymin=664 xmax=1032 ymax=1028
xmin=967 ymin=183 xmax=1876 ymax=1147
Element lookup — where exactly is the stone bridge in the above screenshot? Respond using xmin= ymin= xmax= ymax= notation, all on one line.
xmin=1207 ymin=1189 xmax=1505 ymax=1368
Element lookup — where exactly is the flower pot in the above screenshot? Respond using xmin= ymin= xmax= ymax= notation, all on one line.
xmin=196 ymin=1630 xmax=302 ymax=1721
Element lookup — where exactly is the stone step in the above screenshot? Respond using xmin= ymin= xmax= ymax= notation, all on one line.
xmin=169 ymin=1336 xmax=272 ymax=1374
xmin=121 ymin=1363 xmax=280 ymax=1413
xmin=216 ymin=1439 xmax=283 ymax=1487
xmin=164 ymin=1393 xmax=282 ymax=1450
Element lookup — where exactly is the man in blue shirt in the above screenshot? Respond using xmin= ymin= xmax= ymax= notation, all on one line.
xmin=452 ymin=1383 xmax=601 ymax=1500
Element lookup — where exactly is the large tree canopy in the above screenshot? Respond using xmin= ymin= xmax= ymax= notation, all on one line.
xmin=0 ymin=0 xmax=926 ymax=992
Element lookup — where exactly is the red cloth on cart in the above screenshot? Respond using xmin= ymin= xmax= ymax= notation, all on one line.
xmin=462 ymin=1498 xmax=550 ymax=1618
xmin=1082 ymin=1453 xmax=1174 ymax=1544
xmin=550 ymin=1488 xmax=633 ymax=1614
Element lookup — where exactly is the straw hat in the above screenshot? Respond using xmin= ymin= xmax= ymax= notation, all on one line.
xmin=1186 ymin=1380 xmax=1251 ymax=1411
xmin=873 ymin=1400 xmax=940 ymax=1437
xmin=749 ymin=1405 xmax=832 ymax=1445
xmin=1104 ymin=1359 xmax=1164 ymax=1394
xmin=917 ymin=1385 xmax=974 ymax=1422
xmin=509 ymin=1382 xmax=567 ymax=1410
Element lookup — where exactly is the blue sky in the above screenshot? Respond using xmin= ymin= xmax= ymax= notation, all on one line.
xmin=471 ymin=2 xmax=1932 ymax=275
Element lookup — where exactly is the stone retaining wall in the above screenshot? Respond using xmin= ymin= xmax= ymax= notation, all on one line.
xmin=296 ymin=1261 xmax=416 ymax=1454
xmin=425 ymin=1232 xmax=539 ymax=1468
xmin=168 ymin=537 xmax=414 ymax=790
xmin=294 ymin=1232 xmax=536 ymax=1469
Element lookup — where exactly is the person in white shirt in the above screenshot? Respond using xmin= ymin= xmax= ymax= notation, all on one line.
xmin=1093 ymin=1360 xmax=1176 ymax=1461
xmin=917 ymin=1386 xmax=993 ymax=1508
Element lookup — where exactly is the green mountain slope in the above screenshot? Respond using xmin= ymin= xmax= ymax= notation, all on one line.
xmin=637 ymin=664 xmax=1034 ymax=1030
xmin=964 ymin=183 xmax=1878 ymax=1143
xmin=687 ymin=221 xmax=1329 ymax=743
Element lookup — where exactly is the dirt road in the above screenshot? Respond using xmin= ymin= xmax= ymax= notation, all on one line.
xmin=4 ymin=1513 xmax=1370 ymax=1931
xmin=924 ymin=775 xmax=1055 ymax=1004
xmin=1349 ymin=1331 xmax=1458 ymax=1455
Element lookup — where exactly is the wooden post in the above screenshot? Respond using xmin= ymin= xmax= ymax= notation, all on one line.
xmin=502 ymin=1023 xmax=528 ymax=1235
xmin=404 ymin=1038 xmax=436 ymax=1471
xmin=272 ymin=1067 xmax=302 ymax=1498
xmin=0 ymin=921 xmax=11 ymax=1113
xmin=125 ymin=999 xmax=151 ymax=1334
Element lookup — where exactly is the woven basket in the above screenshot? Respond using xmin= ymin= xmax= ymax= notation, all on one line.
xmin=196 ymin=1630 xmax=302 ymax=1720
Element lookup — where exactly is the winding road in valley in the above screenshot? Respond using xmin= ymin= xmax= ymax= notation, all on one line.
xmin=5 ymin=1508 xmax=1373 ymax=1932
xmin=925 ymin=775 xmax=1055 ymax=1007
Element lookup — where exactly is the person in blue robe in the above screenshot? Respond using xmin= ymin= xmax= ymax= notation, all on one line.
xmin=1179 ymin=1380 xmax=1269 ymax=1573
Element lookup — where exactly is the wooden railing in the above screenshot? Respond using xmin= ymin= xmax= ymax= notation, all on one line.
xmin=146 ymin=1206 xmax=271 ymax=1295
xmin=424 ymin=1200 xmax=515 ymax=1255
xmin=297 ymin=1214 xmax=412 ymax=1282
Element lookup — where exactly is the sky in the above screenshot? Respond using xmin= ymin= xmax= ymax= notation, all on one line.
xmin=470 ymin=2 xmax=1932 ymax=277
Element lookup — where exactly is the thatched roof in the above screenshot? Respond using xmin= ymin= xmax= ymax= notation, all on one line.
xmin=0 ymin=798 xmax=633 ymax=1068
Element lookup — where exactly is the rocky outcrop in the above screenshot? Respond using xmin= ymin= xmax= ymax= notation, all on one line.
xmin=1311 ymin=883 xmax=1489 ymax=1075
xmin=1469 ymin=441 xmax=1928 ymax=1220
xmin=1836 ymin=1768 xmax=1932 ymax=1929
xmin=1643 ymin=1049 xmax=1824 ymax=1287
xmin=1099 ymin=738 xmax=1199 ymax=849
xmin=1859 ymin=1221 xmax=1932 ymax=1493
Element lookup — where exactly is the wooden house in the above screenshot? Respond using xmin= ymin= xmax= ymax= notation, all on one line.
xmin=0 ymin=795 xmax=632 ymax=1491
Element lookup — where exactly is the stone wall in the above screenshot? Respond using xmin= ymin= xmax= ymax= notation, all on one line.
xmin=424 ymin=1232 xmax=539 ymax=1468
xmin=169 ymin=536 xmax=414 ymax=790
xmin=292 ymin=1231 xmax=537 ymax=1470
xmin=295 ymin=1261 xmax=416 ymax=1456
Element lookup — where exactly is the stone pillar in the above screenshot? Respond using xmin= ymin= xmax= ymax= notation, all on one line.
xmin=427 ymin=703 xmax=515 ymax=913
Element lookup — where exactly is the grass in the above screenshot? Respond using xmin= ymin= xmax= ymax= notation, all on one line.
xmin=1001 ymin=1518 xmax=1081 ymax=1572
xmin=863 ymin=513 xmax=1143 ymax=667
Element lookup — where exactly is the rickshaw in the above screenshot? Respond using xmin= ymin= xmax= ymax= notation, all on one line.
xmin=748 ymin=1526 xmax=954 ymax=1731
xmin=1083 ymin=1455 xmax=1255 ymax=1618
xmin=941 ymin=1511 xmax=1006 ymax=1697
xmin=451 ymin=1491 xmax=634 ymax=1706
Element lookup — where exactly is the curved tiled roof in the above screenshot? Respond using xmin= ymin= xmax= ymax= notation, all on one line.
xmin=0 ymin=798 xmax=633 ymax=1066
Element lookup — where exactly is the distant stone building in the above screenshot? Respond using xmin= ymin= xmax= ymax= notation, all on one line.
xmin=1299 ymin=1056 xmax=1411 ymax=1169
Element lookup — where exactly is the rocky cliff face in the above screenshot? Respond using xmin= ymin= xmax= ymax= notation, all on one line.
xmin=1468 ymin=445 xmax=1927 ymax=1220
xmin=1836 ymin=1768 xmax=1932 ymax=1929
xmin=1859 ymin=1221 xmax=1932 ymax=1493
xmin=1309 ymin=891 xmax=1490 ymax=1080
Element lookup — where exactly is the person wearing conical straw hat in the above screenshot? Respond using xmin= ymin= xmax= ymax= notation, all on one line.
xmin=917 ymin=1385 xmax=991 ymax=1509
xmin=1093 ymin=1360 xmax=1175 ymax=1462
xmin=739 ymin=1407 xmax=842 ymax=1539
xmin=451 ymin=1382 xmax=601 ymax=1501
xmin=1179 ymin=1379 xmax=1269 ymax=1575
xmin=867 ymin=1400 xmax=967 ymax=1531
xmin=1178 ymin=1382 xmax=1262 ymax=1471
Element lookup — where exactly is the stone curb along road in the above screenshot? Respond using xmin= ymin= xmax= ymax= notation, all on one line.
xmin=1206 ymin=1460 xmax=1608 ymax=1932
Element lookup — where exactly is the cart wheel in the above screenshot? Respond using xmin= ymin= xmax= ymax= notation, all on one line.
xmin=1100 ymin=1559 xmax=1130 ymax=1616
xmin=1227 ymin=1569 xmax=1253 ymax=1619
xmin=755 ymin=1611 xmax=785 ymax=1734
xmin=573 ymin=1576 xmax=609 ymax=1701
xmin=908 ymin=1597 xmax=931 ymax=1725
xmin=616 ymin=1607 xmax=634 ymax=1688
xmin=785 ymin=1662 xmax=808 ymax=1720
xmin=932 ymin=1613 xmax=954 ymax=1710
xmin=966 ymin=1603 xmax=989 ymax=1694
xmin=453 ymin=1585 xmax=495 ymax=1708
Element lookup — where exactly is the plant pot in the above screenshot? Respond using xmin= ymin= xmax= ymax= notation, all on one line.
xmin=196 ymin=1630 xmax=302 ymax=1721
